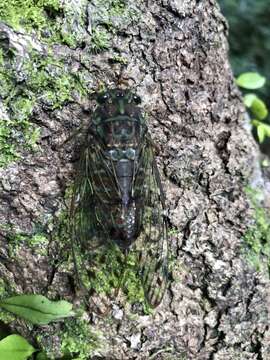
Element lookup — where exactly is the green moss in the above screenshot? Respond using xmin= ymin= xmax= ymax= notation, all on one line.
xmin=91 ymin=28 xmax=110 ymax=52
xmin=74 ymin=241 xmax=151 ymax=312
xmin=0 ymin=50 xmax=88 ymax=168
xmin=60 ymin=32 xmax=78 ymax=48
xmin=89 ymin=0 xmax=141 ymax=52
xmin=57 ymin=0 xmax=88 ymax=48
xmin=0 ymin=0 xmax=89 ymax=162
xmin=243 ymin=188 xmax=270 ymax=276
xmin=22 ymin=53 xmax=87 ymax=108
xmin=0 ymin=280 xmax=8 ymax=300
xmin=25 ymin=305 xmax=101 ymax=359
xmin=0 ymin=0 xmax=89 ymax=48
xmin=121 ymin=253 xmax=149 ymax=306
xmin=0 ymin=0 xmax=61 ymax=35
xmin=168 ymin=227 xmax=180 ymax=236
xmin=108 ymin=0 xmax=126 ymax=16
xmin=0 ymin=76 xmax=35 ymax=166
xmin=7 ymin=230 xmax=49 ymax=257
xmin=0 ymin=281 xmax=5 ymax=297
xmin=60 ymin=317 xmax=101 ymax=360
xmin=94 ymin=0 xmax=140 ymax=27
xmin=0 ymin=309 xmax=15 ymax=324
xmin=0 ymin=126 xmax=19 ymax=167
xmin=0 ymin=280 xmax=16 ymax=323
xmin=111 ymin=55 xmax=128 ymax=64
xmin=28 ymin=233 xmax=48 ymax=250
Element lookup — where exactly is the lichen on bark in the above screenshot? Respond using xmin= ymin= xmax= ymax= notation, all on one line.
xmin=0 ymin=0 xmax=270 ymax=359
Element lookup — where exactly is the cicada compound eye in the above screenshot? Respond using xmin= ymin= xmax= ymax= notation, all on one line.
xmin=97 ymin=92 xmax=110 ymax=104
xmin=133 ymin=94 xmax=141 ymax=104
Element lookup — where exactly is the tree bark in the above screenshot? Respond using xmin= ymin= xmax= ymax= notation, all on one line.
xmin=0 ymin=0 xmax=269 ymax=359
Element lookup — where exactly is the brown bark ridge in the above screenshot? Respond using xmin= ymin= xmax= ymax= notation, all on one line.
xmin=0 ymin=0 xmax=269 ymax=359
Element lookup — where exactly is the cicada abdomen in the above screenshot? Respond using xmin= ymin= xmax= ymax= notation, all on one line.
xmin=70 ymin=89 xmax=168 ymax=309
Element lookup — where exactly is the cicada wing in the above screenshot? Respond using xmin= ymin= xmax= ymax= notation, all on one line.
xmin=69 ymin=139 xmax=125 ymax=311
xmin=133 ymin=137 xmax=168 ymax=307
xmin=70 ymin=145 xmax=103 ymax=250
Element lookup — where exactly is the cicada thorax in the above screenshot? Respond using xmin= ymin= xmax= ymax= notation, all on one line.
xmin=89 ymin=89 xmax=147 ymax=250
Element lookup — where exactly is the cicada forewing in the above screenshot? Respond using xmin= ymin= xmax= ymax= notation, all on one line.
xmin=69 ymin=137 xmax=125 ymax=313
xmin=133 ymin=136 xmax=168 ymax=307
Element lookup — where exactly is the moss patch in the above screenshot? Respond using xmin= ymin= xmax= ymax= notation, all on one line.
xmin=0 ymin=280 xmax=16 ymax=323
xmin=60 ymin=317 xmax=101 ymax=359
xmin=73 ymin=240 xmax=151 ymax=312
xmin=35 ymin=316 xmax=102 ymax=359
xmin=243 ymin=188 xmax=270 ymax=276
xmin=0 ymin=0 xmax=61 ymax=35
xmin=0 ymin=308 xmax=15 ymax=324
xmin=0 ymin=0 xmax=89 ymax=167
xmin=91 ymin=28 xmax=110 ymax=52
xmin=23 ymin=53 xmax=87 ymax=108
xmin=0 ymin=49 xmax=87 ymax=167
xmin=0 ymin=0 xmax=140 ymax=48
xmin=6 ymin=229 xmax=49 ymax=257
xmin=89 ymin=0 xmax=141 ymax=52
xmin=91 ymin=0 xmax=139 ymax=28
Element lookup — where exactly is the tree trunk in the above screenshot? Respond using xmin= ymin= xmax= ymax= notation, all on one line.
xmin=0 ymin=0 xmax=269 ymax=359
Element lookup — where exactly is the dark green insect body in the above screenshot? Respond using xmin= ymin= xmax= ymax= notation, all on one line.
xmin=71 ymin=89 xmax=168 ymax=307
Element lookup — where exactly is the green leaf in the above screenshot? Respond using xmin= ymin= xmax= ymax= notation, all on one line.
xmin=0 ymin=295 xmax=74 ymax=325
xmin=262 ymin=158 xmax=270 ymax=167
xmin=243 ymin=94 xmax=257 ymax=107
xmin=0 ymin=334 xmax=35 ymax=360
xmin=251 ymin=97 xmax=268 ymax=120
xmin=252 ymin=120 xmax=270 ymax=143
xmin=236 ymin=72 xmax=266 ymax=89
xmin=257 ymin=125 xmax=266 ymax=143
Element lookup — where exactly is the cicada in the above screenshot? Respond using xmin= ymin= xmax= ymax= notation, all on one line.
xmin=69 ymin=89 xmax=168 ymax=308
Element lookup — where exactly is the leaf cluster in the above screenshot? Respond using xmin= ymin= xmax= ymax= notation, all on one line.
xmin=236 ymin=72 xmax=270 ymax=143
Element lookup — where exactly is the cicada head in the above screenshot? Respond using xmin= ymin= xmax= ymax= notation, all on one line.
xmin=91 ymin=89 xmax=146 ymax=148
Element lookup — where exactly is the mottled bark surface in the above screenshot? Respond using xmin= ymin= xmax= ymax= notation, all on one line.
xmin=0 ymin=0 xmax=269 ymax=359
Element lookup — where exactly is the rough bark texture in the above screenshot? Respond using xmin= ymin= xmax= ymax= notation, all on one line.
xmin=0 ymin=0 xmax=269 ymax=359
